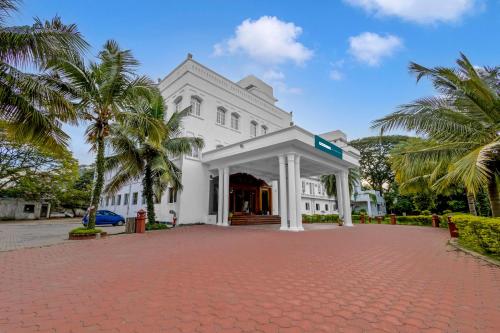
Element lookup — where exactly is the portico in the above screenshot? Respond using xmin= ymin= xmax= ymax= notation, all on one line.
xmin=203 ymin=126 xmax=359 ymax=231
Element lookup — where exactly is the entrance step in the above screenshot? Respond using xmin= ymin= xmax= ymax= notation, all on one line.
xmin=231 ymin=215 xmax=281 ymax=225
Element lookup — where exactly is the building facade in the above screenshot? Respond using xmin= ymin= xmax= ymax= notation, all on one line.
xmin=100 ymin=55 xmax=360 ymax=230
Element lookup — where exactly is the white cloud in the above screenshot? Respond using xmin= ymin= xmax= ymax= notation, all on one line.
xmin=262 ymin=69 xmax=285 ymax=81
xmin=344 ymin=0 xmax=478 ymax=24
xmin=213 ymin=16 xmax=313 ymax=65
xmin=329 ymin=69 xmax=343 ymax=81
xmin=348 ymin=32 xmax=403 ymax=66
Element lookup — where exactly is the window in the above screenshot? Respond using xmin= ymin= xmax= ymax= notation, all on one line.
xmin=116 ymin=195 xmax=121 ymax=206
xmin=305 ymin=202 xmax=310 ymax=210
xmin=124 ymin=193 xmax=129 ymax=205
xmin=111 ymin=196 xmax=115 ymax=205
xmin=168 ymin=188 xmax=177 ymax=203
xmin=325 ymin=204 xmax=329 ymax=211
xmin=132 ymin=192 xmax=138 ymax=205
xmin=142 ymin=194 xmax=146 ymax=205
xmin=315 ymin=203 xmax=320 ymax=211
xmin=309 ymin=183 xmax=314 ymax=195
xmin=106 ymin=196 xmax=110 ymax=206
xmin=174 ymin=96 xmax=182 ymax=113
xmin=24 ymin=204 xmax=35 ymax=213
xmin=261 ymin=125 xmax=268 ymax=135
xmin=231 ymin=113 xmax=239 ymax=130
xmin=216 ymin=107 xmax=226 ymax=125
xmin=302 ymin=181 xmax=305 ymax=194
xmin=190 ymin=96 xmax=201 ymax=116
xmin=250 ymin=121 xmax=257 ymax=137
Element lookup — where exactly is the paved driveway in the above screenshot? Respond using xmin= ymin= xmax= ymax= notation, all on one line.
xmin=0 ymin=225 xmax=499 ymax=332
xmin=0 ymin=218 xmax=125 ymax=251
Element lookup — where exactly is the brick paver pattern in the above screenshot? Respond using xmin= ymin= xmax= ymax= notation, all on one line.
xmin=0 ymin=224 xmax=499 ymax=332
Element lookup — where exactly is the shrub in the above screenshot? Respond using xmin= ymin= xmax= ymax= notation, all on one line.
xmin=396 ymin=215 xmax=433 ymax=226
xmin=421 ymin=210 xmax=432 ymax=216
xmin=442 ymin=209 xmax=453 ymax=215
xmin=69 ymin=227 xmax=102 ymax=235
xmin=146 ymin=223 xmax=169 ymax=231
xmin=452 ymin=215 xmax=500 ymax=256
xmin=302 ymin=214 xmax=339 ymax=223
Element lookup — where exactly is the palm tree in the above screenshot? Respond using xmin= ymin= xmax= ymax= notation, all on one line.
xmin=320 ymin=168 xmax=360 ymax=197
xmin=48 ymin=40 xmax=156 ymax=228
xmin=104 ymin=91 xmax=204 ymax=225
xmin=372 ymin=54 xmax=499 ymax=216
xmin=390 ymin=138 xmax=478 ymax=215
xmin=0 ymin=0 xmax=88 ymax=153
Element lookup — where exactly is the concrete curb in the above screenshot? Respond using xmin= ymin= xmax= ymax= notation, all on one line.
xmin=448 ymin=238 xmax=500 ymax=267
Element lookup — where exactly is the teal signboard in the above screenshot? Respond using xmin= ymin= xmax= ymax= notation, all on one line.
xmin=314 ymin=135 xmax=343 ymax=160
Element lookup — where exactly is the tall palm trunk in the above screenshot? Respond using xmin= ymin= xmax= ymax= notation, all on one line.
xmin=88 ymin=136 xmax=105 ymax=229
xmin=487 ymin=177 xmax=500 ymax=217
xmin=466 ymin=192 xmax=477 ymax=216
xmin=143 ymin=161 xmax=156 ymax=224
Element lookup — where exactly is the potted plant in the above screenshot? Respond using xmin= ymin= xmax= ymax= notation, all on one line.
xmin=68 ymin=227 xmax=104 ymax=240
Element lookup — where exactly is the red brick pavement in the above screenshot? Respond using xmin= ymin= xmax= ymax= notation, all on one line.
xmin=0 ymin=225 xmax=499 ymax=332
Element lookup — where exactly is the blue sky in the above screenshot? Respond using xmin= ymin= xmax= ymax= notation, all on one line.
xmin=7 ymin=0 xmax=500 ymax=164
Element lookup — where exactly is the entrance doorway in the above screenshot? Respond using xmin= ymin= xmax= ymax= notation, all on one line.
xmin=228 ymin=173 xmax=272 ymax=215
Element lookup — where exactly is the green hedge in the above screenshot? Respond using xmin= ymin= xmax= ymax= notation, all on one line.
xmin=302 ymin=214 xmax=339 ymax=223
xmin=69 ymin=227 xmax=102 ymax=235
xmin=452 ymin=214 xmax=500 ymax=256
xmin=396 ymin=215 xmax=433 ymax=226
xmin=146 ymin=223 xmax=169 ymax=231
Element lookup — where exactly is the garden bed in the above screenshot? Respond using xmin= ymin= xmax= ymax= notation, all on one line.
xmin=68 ymin=227 xmax=105 ymax=240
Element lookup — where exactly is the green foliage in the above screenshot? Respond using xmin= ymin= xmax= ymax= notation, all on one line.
xmin=69 ymin=227 xmax=102 ymax=235
xmin=302 ymin=214 xmax=339 ymax=223
xmin=421 ymin=210 xmax=431 ymax=215
xmin=145 ymin=223 xmax=169 ymax=231
xmin=373 ymin=54 xmax=500 ymax=216
xmin=396 ymin=215 xmax=433 ymax=226
xmin=48 ymin=40 xmax=157 ymax=229
xmin=349 ymin=135 xmax=410 ymax=193
xmin=443 ymin=209 xmax=453 ymax=214
xmin=0 ymin=135 xmax=79 ymax=204
xmin=320 ymin=169 xmax=360 ymax=197
xmin=58 ymin=167 xmax=94 ymax=213
xmin=452 ymin=215 xmax=500 ymax=256
xmin=104 ymin=90 xmax=204 ymax=224
xmin=0 ymin=0 xmax=88 ymax=154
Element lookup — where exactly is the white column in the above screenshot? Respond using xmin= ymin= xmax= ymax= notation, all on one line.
xmin=271 ymin=180 xmax=279 ymax=216
xmin=335 ymin=173 xmax=343 ymax=217
xmin=222 ymin=167 xmax=230 ymax=226
xmin=366 ymin=198 xmax=372 ymax=217
xmin=217 ymin=168 xmax=223 ymax=224
xmin=279 ymin=155 xmax=288 ymax=230
xmin=287 ymin=154 xmax=298 ymax=231
xmin=294 ymin=155 xmax=304 ymax=231
xmin=341 ymin=170 xmax=353 ymax=227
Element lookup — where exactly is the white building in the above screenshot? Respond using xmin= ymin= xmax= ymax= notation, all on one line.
xmin=352 ymin=185 xmax=387 ymax=217
xmin=100 ymin=55 xmax=360 ymax=230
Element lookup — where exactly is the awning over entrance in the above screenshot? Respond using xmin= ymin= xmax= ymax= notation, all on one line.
xmin=202 ymin=126 xmax=360 ymax=231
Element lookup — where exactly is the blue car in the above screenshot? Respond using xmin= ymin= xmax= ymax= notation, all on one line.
xmin=82 ymin=210 xmax=125 ymax=226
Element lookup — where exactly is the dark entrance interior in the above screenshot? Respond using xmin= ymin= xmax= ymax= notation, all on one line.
xmin=229 ymin=173 xmax=271 ymax=215
xmin=40 ymin=204 xmax=49 ymax=218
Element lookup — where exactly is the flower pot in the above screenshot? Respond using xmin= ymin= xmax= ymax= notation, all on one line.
xmin=69 ymin=233 xmax=97 ymax=240
xmin=376 ymin=216 xmax=382 ymax=224
xmin=447 ymin=216 xmax=458 ymax=238
xmin=390 ymin=214 xmax=396 ymax=225
xmin=360 ymin=215 xmax=365 ymax=224
xmin=432 ymin=214 xmax=440 ymax=228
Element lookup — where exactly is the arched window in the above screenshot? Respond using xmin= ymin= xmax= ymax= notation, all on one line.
xmin=261 ymin=125 xmax=268 ymax=135
xmin=190 ymin=96 xmax=201 ymax=116
xmin=174 ymin=96 xmax=182 ymax=113
xmin=250 ymin=121 xmax=258 ymax=138
xmin=231 ymin=113 xmax=240 ymax=130
xmin=216 ymin=107 xmax=226 ymax=125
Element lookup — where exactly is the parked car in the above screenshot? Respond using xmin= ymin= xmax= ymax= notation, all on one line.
xmin=82 ymin=210 xmax=125 ymax=226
